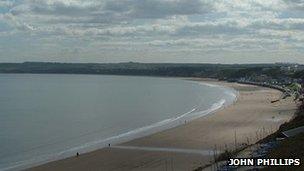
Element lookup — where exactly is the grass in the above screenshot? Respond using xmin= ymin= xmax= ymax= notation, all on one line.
xmin=193 ymin=102 xmax=304 ymax=171
xmin=262 ymin=133 xmax=304 ymax=171
xmin=260 ymin=110 xmax=304 ymax=143
xmin=193 ymin=145 xmax=250 ymax=171
xmin=261 ymin=106 xmax=304 ymax=171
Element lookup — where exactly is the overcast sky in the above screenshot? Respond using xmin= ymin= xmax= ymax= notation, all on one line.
xmin=0 ymin=0 xmax=304 ymax=63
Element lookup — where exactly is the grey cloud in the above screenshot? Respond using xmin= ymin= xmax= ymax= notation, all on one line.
xmin=175 ymin=22 xmax=249 ymax=36
xmin=10 ymin=0 xmax=100 ymax=16
xmin=104 ymin=0 xmax=213 ymax=19
xmin=30 ymin=4 xmax=95 ymax=16
xmin=1 ymin=0 xmax=304 ymax=64
xmin=0 ymin=0 xmax=14 ymax=8
xmin=284 ymin=0 xmax=304 ymax=10
xmin=249 ymin=18 xmax=304 ymax=31
xmin=10 ymin=0 xmax=213 ymax=24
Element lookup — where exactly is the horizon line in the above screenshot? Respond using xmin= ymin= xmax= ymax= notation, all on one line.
xmin=0 ymin=61 xmax=303 ymax=65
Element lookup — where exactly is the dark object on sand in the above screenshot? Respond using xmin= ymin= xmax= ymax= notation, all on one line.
xmin=271 ymin=99 xmax=279 ymax=103
xmin=76 ymin=152 xmax=79 ymax=157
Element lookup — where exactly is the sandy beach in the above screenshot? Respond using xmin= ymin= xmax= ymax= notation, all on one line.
xmin=27 ymin=80 xmax=297 ymax=171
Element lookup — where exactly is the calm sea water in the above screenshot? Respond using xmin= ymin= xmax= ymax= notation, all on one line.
xmin=0 ymin=74 xmax=236 ymax=171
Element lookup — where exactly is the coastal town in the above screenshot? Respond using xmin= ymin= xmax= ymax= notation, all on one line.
xmin=200 ymin=63 xmax=304 ymax=171
xmin=223 ymin=63 xmax=304 ymax=102
xmin=1 ymin=62 xmax=303 ymax=171
xmin=1 ymin=0 xmax=304 ymax=170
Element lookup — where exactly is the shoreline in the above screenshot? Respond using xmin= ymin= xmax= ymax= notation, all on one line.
xmin=3 ymin=78 xmax=236 ymax=171
xmin=27 ymin=80 xmax=297 ymax=171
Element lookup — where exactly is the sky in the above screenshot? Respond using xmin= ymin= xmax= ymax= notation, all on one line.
xmin=0 ymin=0 xmax=304 ymax=64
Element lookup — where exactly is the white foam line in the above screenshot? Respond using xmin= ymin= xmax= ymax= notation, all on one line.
xmin=0 ymin=108 xmax=199 ymax=171
xmin=198 ymin=82 xmax=222 ymax=88
xmin=60 ymin=108 xmax=199 ymax=154
xmin=3 ymin=81 xmax=238 ymax=171
xmin=111 ymin=145 xmax=220 ymax=156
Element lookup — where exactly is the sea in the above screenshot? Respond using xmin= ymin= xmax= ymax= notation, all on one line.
xmin=0 ymin=74 xmax=237 ymax=171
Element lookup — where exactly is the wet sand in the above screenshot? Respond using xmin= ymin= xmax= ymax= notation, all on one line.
xmin=27 ymin=81 xmax=297 ymax=171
